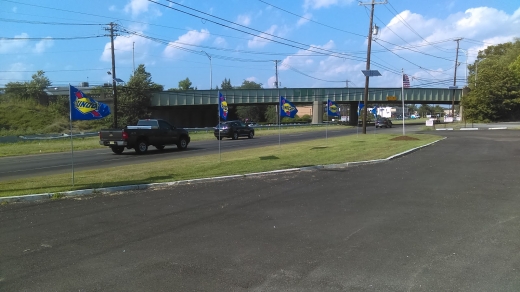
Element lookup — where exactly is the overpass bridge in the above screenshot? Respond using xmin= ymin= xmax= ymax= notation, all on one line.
xmin=150 ymin=87 xmax=462 ymax=128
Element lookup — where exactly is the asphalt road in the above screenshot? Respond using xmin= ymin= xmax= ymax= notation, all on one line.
xmin=1 ymin=129 xmax=520 ymax=291
xmin=0 ymin=125 xmax=414 ymax=181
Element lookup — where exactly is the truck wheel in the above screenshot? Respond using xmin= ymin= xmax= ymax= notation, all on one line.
xmin=135 ymin=140 xmax=148 ymax=154
xmin=111 ymin=146 xmax=125 ymax=154
xmin=155 ymin=145 xmax=165 ymax=150
xmin=248 ymin=131 xmax=254 ymax=139
xmin=232 ymin=132 xmax=238 ymax=140
xmin=177 ymin=137 xmax=188 ymax=150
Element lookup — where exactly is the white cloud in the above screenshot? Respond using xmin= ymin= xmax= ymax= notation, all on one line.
xmin=12 ymin=6 xmax=17 ymax=13
xmin=237 ymin=14 xmax=251 ymax=26
xmin=297 ymin=13 xmax=312 ymax=27
xmin=213 ymin=37 xmax=227 ymax=47
xmin=108 ymin=5 xmax=116 ymax=12
xmin=303 ymin=0 xmax=354 ymax=10
xmin=124 ymin=0 xmax=149 ymax=16
xmin=123 ymin=0 xmax=161 ymax=17
xmin=245 ymin=76 xmax=257 ymax=82
xmin=33 ymin=37 xmax=53 ymax=54
xmin=0 ymin=63 xmax=31 ymax=85
xmin=0 ymin=33 xmax=29 ymax=54
xmin=248 ymin=25 xmax=278 ymax=48
xmin=163 ymin=29 xmax=210 ymax=59
xmin=101 ymin=31 xmax=154 ymax=67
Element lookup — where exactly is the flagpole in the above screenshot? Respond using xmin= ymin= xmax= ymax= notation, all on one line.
xmin=326 ymin=100 xmax=328 ymax=143
xmin=402 ymin=69 xmax=405 ymax=136
xmin=68 ymin=84 xmax=75 ymax=186
xmin=357 ymin=101 xmax=360 ymax=137
xmin=218 ymin=91 xmax=221 ymax=163
xmin=278 ymin=95 xmax=281 ymax=149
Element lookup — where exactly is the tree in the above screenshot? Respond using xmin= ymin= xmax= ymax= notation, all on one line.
xmin=178 ymin=77 xmax=194 ymax=90
xmin=264 ymin=105 xmax=278 ymax=123
xmin=235 ymin=80 xmax=265 ymax=121
xmin=220 ymin=78 xmax=233 ymax=90
xmin=4 ymin=70 xmax=51 ymax=102
xmin=463 ymin=39 xmax=520 ymax=121
xmin=118 ymin=64 xmax=164 ymax=126
xmin=238 ymin=80 xmax=262 ymax=89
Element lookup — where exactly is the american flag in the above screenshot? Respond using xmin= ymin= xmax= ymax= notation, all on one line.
xmin=403 ymin=74 xmax=410 ymax=88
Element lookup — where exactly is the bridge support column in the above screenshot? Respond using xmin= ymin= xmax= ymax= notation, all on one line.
xmin=312 ymin=100 xmax=323 ymax=124
xmin=349 ymin=102 xmax=359 ymax=126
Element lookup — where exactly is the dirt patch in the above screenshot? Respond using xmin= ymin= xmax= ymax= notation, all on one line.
xmin=390 ymin=136 xmax=420 ymax=141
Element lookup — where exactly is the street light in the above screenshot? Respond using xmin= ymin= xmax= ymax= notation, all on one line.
xmin=201 ymin=50 xmax=212 ymax=89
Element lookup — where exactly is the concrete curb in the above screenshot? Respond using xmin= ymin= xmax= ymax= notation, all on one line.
xmin=0 ymin=138 xmax=446 ymax=204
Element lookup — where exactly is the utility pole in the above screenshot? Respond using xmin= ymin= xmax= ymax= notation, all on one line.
xmin=345 ymin=80 xmax=351 ymax=88
xmin=132 ymin=42 xmax=135 ymax=74
xmin=105 ymin=22 xmax=119 ymax=128
xmin=452 ymin=38 xmax=462 ymax=118
xmin=359 ymin=0 xmax=387 ymax=134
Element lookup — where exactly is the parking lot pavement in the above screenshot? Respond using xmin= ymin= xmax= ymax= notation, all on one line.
xmin=1 ymin=130 xmax=520 ymax=291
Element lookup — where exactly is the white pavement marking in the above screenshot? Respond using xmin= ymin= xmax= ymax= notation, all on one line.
xmin=489 ymin=127 xmax=508 ymax=130
xmin=460 ymin=128 xmax=479 ymax=130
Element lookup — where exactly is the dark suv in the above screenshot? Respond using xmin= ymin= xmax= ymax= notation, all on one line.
xmin=214 ymin=121 xmax=255 ymax=140
xmin=375 ymin=118 xmax=393 ymax=128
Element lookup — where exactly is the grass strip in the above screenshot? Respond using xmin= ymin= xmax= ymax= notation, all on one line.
xmin=0 ymin=134 xmax=440 ymax=197
xmin=0 ymin=125 xmax=350 ymax=157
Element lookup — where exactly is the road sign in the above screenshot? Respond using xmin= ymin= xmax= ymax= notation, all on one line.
xmin=361 ymin=70 xmax=382 ymax=77
xmin=386 ymin=96 xmax=397 ymax=101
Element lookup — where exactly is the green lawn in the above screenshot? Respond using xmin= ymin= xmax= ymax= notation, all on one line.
xmin=0 ymin=133 xmax=441 ymax=197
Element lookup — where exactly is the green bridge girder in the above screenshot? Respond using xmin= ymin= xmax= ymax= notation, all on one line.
xmin=151 ymin=87 xmax=462 ymax=106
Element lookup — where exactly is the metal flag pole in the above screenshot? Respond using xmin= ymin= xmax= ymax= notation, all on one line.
xmin=326 ymin=100 xmax=328 ymax=143
xmin=402 ymin=69 xmax=405 ymax=136
xmin=68 ymin=84 xmax=75 ymax=186
xmin=218 ymin=91 xmax=221 ymax=163
xmin=278 ymin=96 xmax=281 ymax=149
xmin=356 ymin=101 xmax=360 ymax=137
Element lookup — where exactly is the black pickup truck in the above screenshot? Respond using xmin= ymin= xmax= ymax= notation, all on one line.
xmin=99 ymin=119 xmax=190 ymax=154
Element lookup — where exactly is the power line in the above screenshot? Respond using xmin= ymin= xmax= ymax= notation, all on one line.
xmin=257 ymin=0 xmax=365 ymax=37
xmin=0 ymin=36 xmax=105 ymax=40
xmin=0 ymin=17 xmax=103 ymax=26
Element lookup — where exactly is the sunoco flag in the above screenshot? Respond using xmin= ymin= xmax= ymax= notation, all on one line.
xmin=280 ymin=96 xmax=298 ymax=118
xmin=327 ymin=99 xmax=339 ymax=116
xmin=69 ymin=85 xmax=111 ymax=121
xmin=219 ymin=91 xmax=228 ymax=120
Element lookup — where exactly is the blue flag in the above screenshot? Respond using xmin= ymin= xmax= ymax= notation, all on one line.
xmin=218 ymin=91 xmax=228 ymax=120
xmin=371 ymin=105 xmax=378 ymax=117
xmin=69 ymin=85 xmax=111 ymax=121
xmin=280 ymin=96 xmax=298 ymax=118
xmin=327 ymin=99 xmax=339 ymax=117
xmin=357 ymin=102 xmax=364 ymax=116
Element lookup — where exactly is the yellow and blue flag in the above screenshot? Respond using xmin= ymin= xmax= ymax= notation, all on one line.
xmin=218 ymin=91 xmax=228 ymax=120
xmin=69 ymin=85 xmax=110 ymax=121
xmin=280 ymin=96 xmax=298 ymax=118
xmin=327 ymin=99 xmax=339 ymax=117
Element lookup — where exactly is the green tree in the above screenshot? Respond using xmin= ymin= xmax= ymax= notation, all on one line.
xmin=235 ymin=80 xmax=265 ymax=121
xmin=220 ymin=78 xmax=233 ymax=90
xmin=178 ymin=77 xmax=194 ymax=90
xmin=118 ymin=64 xmax=164 ymax=126
xmin=264 ymin=105 xmax=278 ymax=123
xmin=4 ymin=70 xmax=51 ymax=102
xmin=238 ymin=80 xmax=262 ymax=89
xmin=463 ymin=39 xmax=520 ymax=121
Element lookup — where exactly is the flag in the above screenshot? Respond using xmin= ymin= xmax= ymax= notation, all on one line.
xmin=327 ymin=99 xmax=340 ymax=117
xmin=403 ymin=74 xmax=410 ymax=88
xmin=357 ymin=102 xmax=364 ymax=116
xmin=371 ymin=105 xmax=378 ymax=117
xmin=280 ymin=96 xmax=298 ymax=118
xmin=69 ymin=85 xmax=110 ymax=121
xmin=218 ymin=91 xmax=228 ymax=120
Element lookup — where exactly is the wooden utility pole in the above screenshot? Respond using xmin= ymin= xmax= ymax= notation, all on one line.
xmin=452 ymin=38 xmax=462 ymax=118
xmin=359 ymin=0 xmax=387 ymax=134
xmin=105 ymin=22 xmax=119 ymax=128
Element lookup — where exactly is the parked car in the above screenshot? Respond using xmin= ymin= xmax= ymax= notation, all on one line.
xmin=375 ymin=118 xmax=393 ymax=128
xmin=214 ymin=120 xmax=255 ymax=140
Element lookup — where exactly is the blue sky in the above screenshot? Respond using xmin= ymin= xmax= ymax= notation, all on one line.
xmin=1 ymin=0 xmax=519 ymax=90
